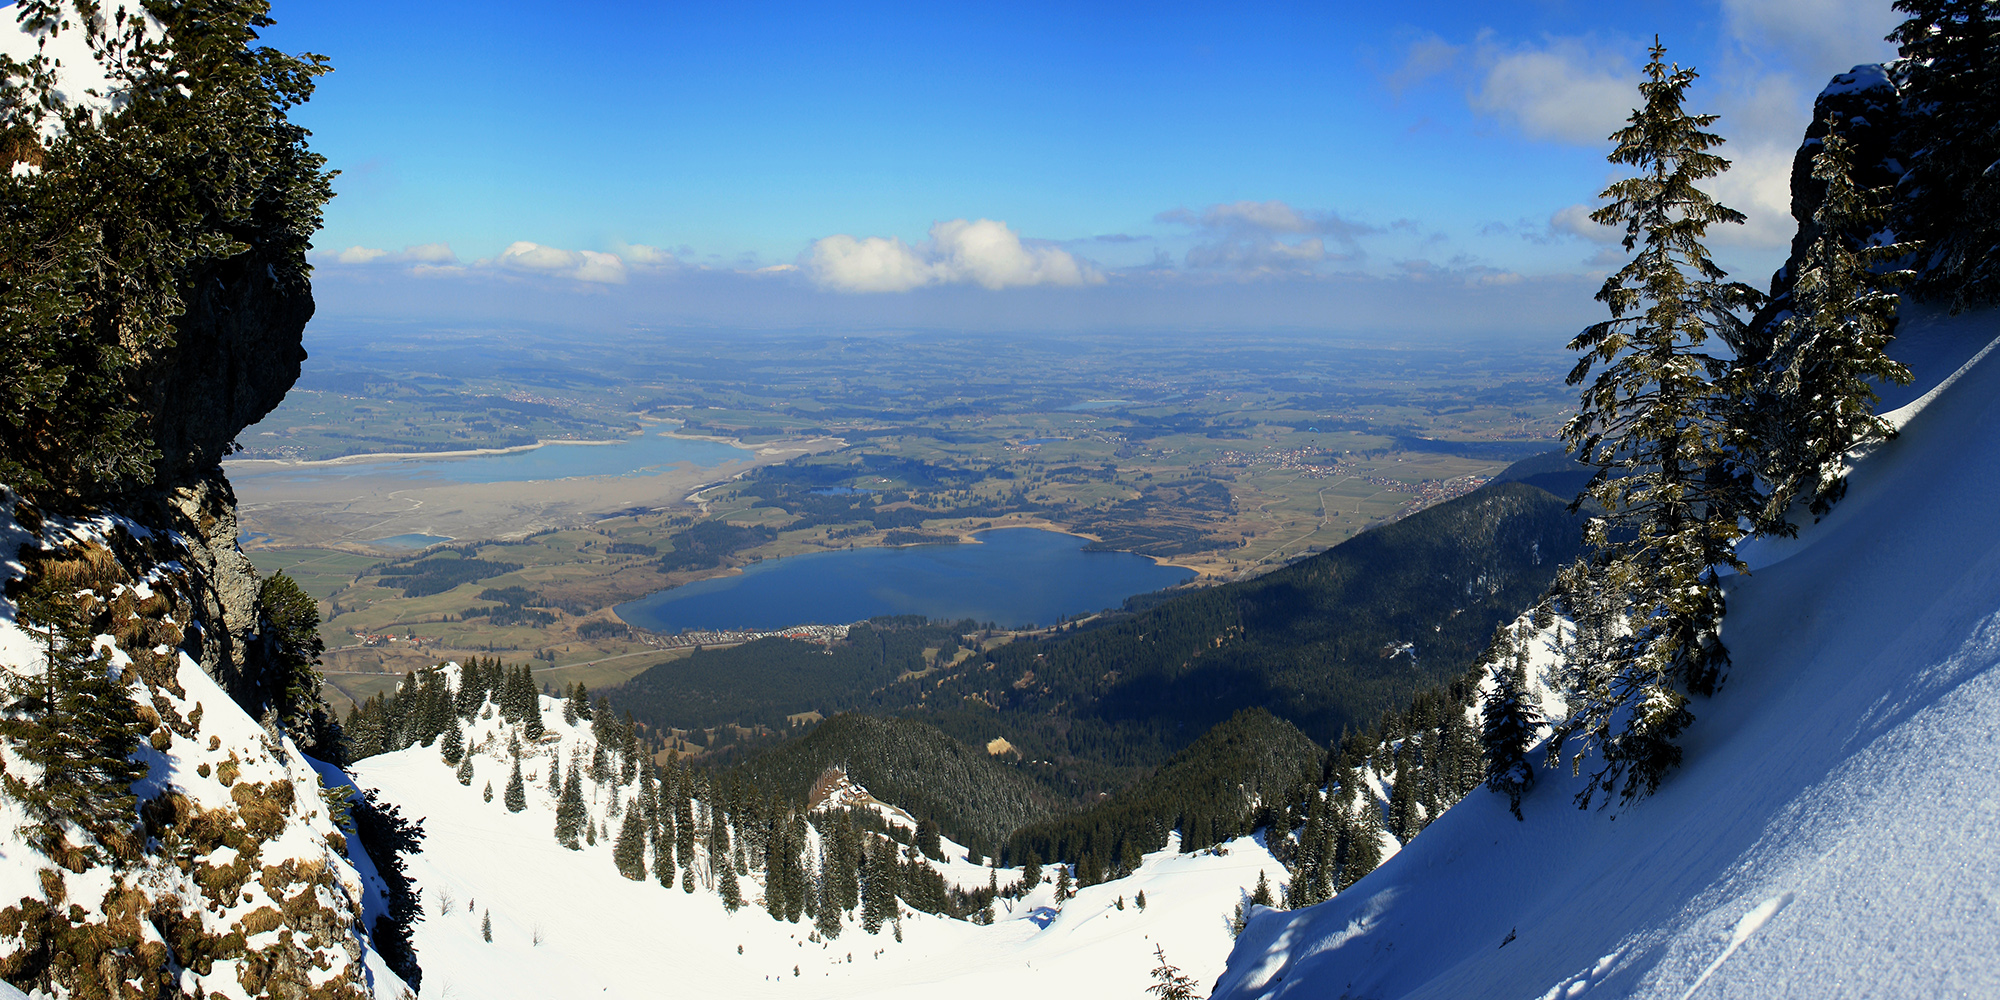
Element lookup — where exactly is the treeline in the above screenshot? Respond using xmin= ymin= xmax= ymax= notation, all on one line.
xmin=656 ymin=521 xmax=775 ymax=572
xmin=1003 ymin=708 xmax=1322 ymax=885
xmin=614 ymin=619 xmax=972 ymax=731
xmin=374 ymin=556 xmax=524 ymax=598
xmin=734 ymin=713 xmax=1066 ymax=858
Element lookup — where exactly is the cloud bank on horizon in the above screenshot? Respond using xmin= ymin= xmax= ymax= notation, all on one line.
xmin=285 ymin=0 xmax=1902 ymax=335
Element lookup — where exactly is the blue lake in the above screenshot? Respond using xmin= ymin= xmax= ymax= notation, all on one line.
xmin=615 ymin=527 xmax=1194 ymax=632
xmin=226 ymin=430 xmax=750 ymax=486
xmin=371 ymin=533 xmax=456 ymax=549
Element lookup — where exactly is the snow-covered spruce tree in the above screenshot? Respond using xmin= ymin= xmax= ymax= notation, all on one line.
xmin=441 ymin=721 xmax=465 ymax=766
xmin=1738 ymin=122 xmax=1916 ymax=532
xmin=1555 ymin=40 xmax=1764 ymax=807
xmin=1888 ymin=0 xmax=2000 ymax=308
xmin=455 ymin=750 xmax=474 ymax=786
xmin=1482 ymin=655 xmax=1544 ymax=821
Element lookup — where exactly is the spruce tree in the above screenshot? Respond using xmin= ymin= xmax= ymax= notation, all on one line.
xmin=1250 ymin=870 xmax=1274 ymax=908
xmin=718 ymin=857 xmax=743 ymax=912
xmin=1556 ymin=39 xmax=1762 ymax=807
xmin=1741 ymin=122 xmax=1915 ymax=530
xmin=555 ymin=762 xmax=587 ymax=849
xmin=482 ymin=909 xmax=492 ymax=943
xmin=653 ymin=824 xmax=676 ymax=889
xmin=483 ymin=780 xmax=493 ymax=803
xmin=814 ymin=849 xmax=843 ymax=939
xmin=1888 ymin=0 xmax=2000 ymax=307
xmin=504 ymin=757 xmax=527 ymax=813
xmin=1341 ymin=800 xmax=1384 ymax=890
xmin=3 ymin=577 xmax=147 ymax=855
xmin=455 ymin=751 xmax=475 ymax=787
xmin=1053 ymin=863 xmax=1072 ymax=903
xmin=1482 ymin=658 xmax=1544 ymax=821
xmin=441 ymin=723 xmax=464 ymax=766
xmin=614 ymin=805 xmax=647 ymax=880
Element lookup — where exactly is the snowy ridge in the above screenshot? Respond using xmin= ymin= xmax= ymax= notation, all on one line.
xmin=1213 ymin=306 xmax=2000 ymax=1000
xmin=0 ymin=497 xmax=405 ymax=998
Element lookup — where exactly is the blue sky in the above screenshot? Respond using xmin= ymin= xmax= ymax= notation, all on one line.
xmin=259 ymin=0 xmax=1903 ymax=338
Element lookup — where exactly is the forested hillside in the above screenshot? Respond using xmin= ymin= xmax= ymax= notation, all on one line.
xmin=616 ymin=472 xmax=1581 ymax=801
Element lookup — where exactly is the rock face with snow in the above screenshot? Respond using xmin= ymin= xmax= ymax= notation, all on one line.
xmin=0 ymin=507 xmax=405 ymax=998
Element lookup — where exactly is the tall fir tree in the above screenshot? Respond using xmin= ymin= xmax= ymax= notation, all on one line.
xmin=554 ymin=761 xmax=587 ymax=849
xmin=1555 ymin=39 xmax=1763 ymax=807
xmin=3 ymin=577 xmax=147 ymax=855
xmin=614 ymin=804 xmax=647 ymax=881
xmin=1888 ymin=0 xmax=2000 ymax=307
xmin=504 ymin=757 xmax=526 ymax=812
xmin=1482 ymin=656 xmax=1544 ymax=821
xmin=455 ymin=751 xmax=475 ymax=787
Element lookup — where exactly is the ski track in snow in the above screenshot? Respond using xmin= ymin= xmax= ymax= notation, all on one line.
xmin=1213 ymin=304 xmax=2000 ymax=1000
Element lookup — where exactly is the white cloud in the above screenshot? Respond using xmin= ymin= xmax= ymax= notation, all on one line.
xmin=612 ymin=242 xmax=677 ymax=267
xmin=1470 ymin=37 xmax=1641 ymax=145
xmin=1387 ymin=33 xmax=1465 ymax=95
xmin=1704 ymin=142 xmax=1798 ymax=250
xmin=1550 ymin=203 xmax=1621 ymax=244
xmin=335 ymin=246 xmax=388 ymax=265
xmin=491 ymin=241 xmax=628 ymax=284
xmin=1157 ymin=199 xmax=1376 ymax=272
xmin=328 ymin=243 xmax=459 ymax=266
xmin=399 ymin=243 xmax=457 ymax=264
xmin=1720 ymin=0 xmax=1899 ymax=77
xmin=805 ymin=219 xmax=1101 ymax=293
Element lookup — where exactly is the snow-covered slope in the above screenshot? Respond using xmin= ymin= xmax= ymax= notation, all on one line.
xmin=0 ymin=503 xmax=405 ymax=998
xmin=352 ymin=678 xmax=1285 ymax=999
xmin=1213 ymin=304 xmax=2000 ymax=1000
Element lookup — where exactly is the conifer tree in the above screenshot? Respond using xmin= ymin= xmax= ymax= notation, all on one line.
xmin=555 ymin=762 xmax=587 ymax=849
xmin=614 ymin=805 xmax=647 ymax=880
xmin=1341 ymin=800 xmax=1384 ymax=891
xmin=1146 ymin=945 xmax=1200 ymax=1000
xmin=455 ymin=751 xmax=475 ymax=787
xmin=653 ymin=820 xmax=676 ymax=889
xmin=441 ymin=723 xmax=465 ymax=766
xmin=1250 ymin=870 xmax=1274 ymax=908
xmin=1053 ymin=863 xmax=1072 ymax=903
xmin=814 ymin=849 xmax=843 ymax=939
xmin=1021 ymin=850 xmax=1042 ymax=891
xmin=1555 ymin=39 xmax=1762 ymax=807
xmin=483 ymin=780 xmax=493 ymax=803
xmin=718 ymin=856 xmax=743 ymax=912
xmin=1888 ymin=0 xmax=2000 ymax=307
xmin=3 ymin=577 xmax=147 ymax=854
xmin=1741 ymin=122 xmax=1915 ymax=530
xmin=481 ymin=909 xmax=492 ymax=942
xmin=1482 ymin=658 xmax=1544 ymax=820
xmin=503 ymin=757 xmax=527 ymax=812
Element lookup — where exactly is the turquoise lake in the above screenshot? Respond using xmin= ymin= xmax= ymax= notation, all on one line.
xmin=615 ymin=528 xmax=1194 ymax=632
xmin=226 ymin=430 xmax=750 ymax=485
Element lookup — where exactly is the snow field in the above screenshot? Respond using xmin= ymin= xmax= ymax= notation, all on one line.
xmin=353 ymin=677 xmax=1290 ymax=1000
